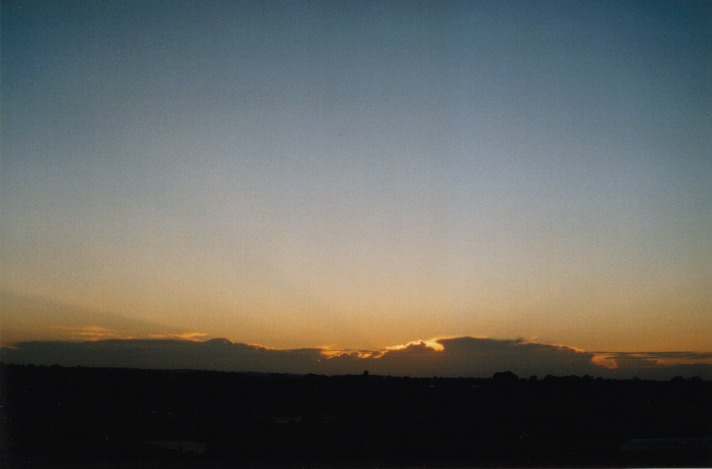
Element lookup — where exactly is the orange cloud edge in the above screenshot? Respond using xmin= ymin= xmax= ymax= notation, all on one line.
xmin=11 ymin=326 xmax=712 ymax=368
xmin=57 ymin=325 xmax=209 ymax=342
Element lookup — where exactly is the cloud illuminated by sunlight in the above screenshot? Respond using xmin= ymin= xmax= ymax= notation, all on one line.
xmin=385 ymin=339 xmax=445 ymax=353
xmin=520 ymin=338 xmax=587 ymax=354
xmin=59 ymin=326 xmax=210 ymax=342
xmin=592 ymin=354 xmax=618 ymax=369
xmin=148 ymin=332 xmax=209 ymax=341
xmin=4 ymin=336 xmax=712 ymax=379
xmin=320 ymin=349 xmax=383 ymax=359
xmin=319 ymin=339 xmax=445 ymax=360
xmin=321 ymin=338 xmax=447 ymax=360
xmin=596 ymin=352 xmax=712 ymax=367
xmin=60 ymin=325 xmax=133 ymax=341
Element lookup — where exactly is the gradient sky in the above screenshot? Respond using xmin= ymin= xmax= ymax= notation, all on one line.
xmin=2 ymin=0 xmax=711 ymax=354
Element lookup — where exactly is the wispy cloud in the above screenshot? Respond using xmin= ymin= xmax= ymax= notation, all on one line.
xmin=60 ymin=325 xmax=133 ymax=341
xmin=148 ymin=332 xmax=209 ymax=341
xmin=0 ymin=290 xmax=206 ymax=344
xmin=58 ymin=325 xmax=210 ymax=343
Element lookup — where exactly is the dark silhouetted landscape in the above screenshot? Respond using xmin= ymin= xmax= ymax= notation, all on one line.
xmin=2 ymin=363 xmax=711 ymax=467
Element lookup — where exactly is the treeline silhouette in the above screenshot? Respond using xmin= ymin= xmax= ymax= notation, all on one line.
xmin=1 ymin=363 xmax=711 ymax=467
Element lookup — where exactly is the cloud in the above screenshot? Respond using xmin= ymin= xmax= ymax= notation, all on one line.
xmin=597 ymin=351 xmax=712 ymax=364
xmin=3 ymin=336 xmax=712 ymax=380
xmin=347 ymin=337 xmax=604 ymax=378
xmin=0 ymin=338 xmax=326 ymax=374
xmin=590 ymin=351 xmax=712 ymax=380
xmin=60 ymin=326 xmax=133 ymax=341
xmin=0 ymin=290 xmax=205 ymax=343
xmin=148 ymin=332 xmax=209 ymax=341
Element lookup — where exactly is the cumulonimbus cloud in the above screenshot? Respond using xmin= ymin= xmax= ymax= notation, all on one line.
xmin=2 ymin=336 xmax=711 ymax=380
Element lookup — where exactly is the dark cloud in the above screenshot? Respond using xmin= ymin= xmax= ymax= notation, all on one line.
xmin=591 ymin=351 xmax=712 ymax=380
xmin=327 ymin=337 xmax=604 ymax=378
xmin=0 ymin=338 xmax=326 ymax=374
xmin=3 ymin=336 xmax=712 ymax=379
xmin=600 ymin=351 xmax=712 ymax=361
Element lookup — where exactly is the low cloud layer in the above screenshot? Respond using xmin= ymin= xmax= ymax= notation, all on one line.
xmin=3 ymin=336 xmax=712 ymax=380
xmin=590 ymin=351 xmax=712 ymax=380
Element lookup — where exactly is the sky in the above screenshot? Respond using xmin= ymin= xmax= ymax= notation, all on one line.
xmin=2 ymin=0 xmax=712 ymax=374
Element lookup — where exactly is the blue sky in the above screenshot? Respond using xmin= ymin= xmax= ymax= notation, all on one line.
xmin=2 ymin=0 xmax=711 ymax=354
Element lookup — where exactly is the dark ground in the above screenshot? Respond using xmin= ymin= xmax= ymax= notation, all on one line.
xmin=1 ymin=363 xmax=711 ymax=467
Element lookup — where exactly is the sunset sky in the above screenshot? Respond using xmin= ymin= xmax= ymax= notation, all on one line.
xmin=2 ymin=0 xmax=711 ymax=368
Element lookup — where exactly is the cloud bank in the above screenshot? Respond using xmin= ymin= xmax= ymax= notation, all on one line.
xmin=3 ymin=336 xmax=711 ymax=380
